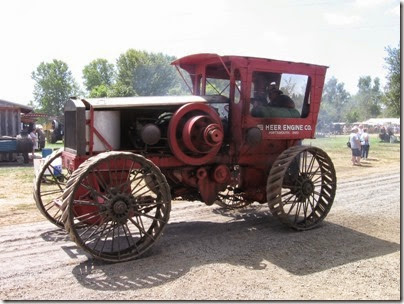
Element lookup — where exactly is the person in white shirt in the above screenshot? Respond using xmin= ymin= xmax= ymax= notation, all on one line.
xmin=360 ymin=128 xmax=370 ymax=159
xmin=349 ymin=127 xmax=361 ymax=165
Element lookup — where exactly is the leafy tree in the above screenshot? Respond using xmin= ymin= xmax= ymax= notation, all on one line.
xmin=82 ymin=58 xmax=115 ymax=94
xmin=345 ymin=109 xmax=360 ymax=123
xmin=383 ymin=44 xmax=400 ymax=116
xmin=353 ymin=76 xmax=382 ymax=120
xmin=107 ymin=83 xmax=135 ymax=97
xmin=115 ymin=49 xmax=183 ymax=96
xmin=89 ymin=84 xmax=109 ymax=98
xmin=319 ymin=77 xmax=351 ymax=123
xmin=32 ymin=59 xmax=79 ymax=116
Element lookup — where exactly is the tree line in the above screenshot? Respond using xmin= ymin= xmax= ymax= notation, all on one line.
xmin=31 ymin=46 xmax=400 ymax=121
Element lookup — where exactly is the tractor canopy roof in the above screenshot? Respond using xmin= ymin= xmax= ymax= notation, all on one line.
xmin=172 ymin=53 xmax=328 ymax=76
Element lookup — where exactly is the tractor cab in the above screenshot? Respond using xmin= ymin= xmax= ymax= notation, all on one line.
xmin=172 ymin=53 xmax=328 ymax=144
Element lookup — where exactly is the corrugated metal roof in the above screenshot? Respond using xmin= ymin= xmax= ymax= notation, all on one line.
xmin=0 ymin=99 xmax=33 ymax=113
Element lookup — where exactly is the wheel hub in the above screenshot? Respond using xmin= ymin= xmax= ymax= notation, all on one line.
xmin=107 ymin=194 xmax=132 ymax=222
xmin=113 ymin=200 xmax=128 ymax=215
xmin=302 ymin=180 xmax=314 ymax=196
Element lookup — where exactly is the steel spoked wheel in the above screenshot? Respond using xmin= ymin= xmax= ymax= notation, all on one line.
xmin=215 ymin=167 xmax=253 ymax=209
xmin=215 ymin=186 xmax=252 ymax=209
xmin=215 ymin=186 xmax=253 ymax=209
xmin=62 ymin=152 xmax=171 ymax=262
xmin=267 ymin=145 xmax=337 ymax=230
xmin=34 ymin=148 xmax=71 ymax=228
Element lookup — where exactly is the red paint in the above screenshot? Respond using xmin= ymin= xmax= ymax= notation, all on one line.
xmin=63 ymin=53 xmax=327 ymax=208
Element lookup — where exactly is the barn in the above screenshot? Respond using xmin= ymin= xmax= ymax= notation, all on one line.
xmin=0 ymin=99 xmax=33 ymax=162
xmin=0 ymin=99 xmax=33 ymax=137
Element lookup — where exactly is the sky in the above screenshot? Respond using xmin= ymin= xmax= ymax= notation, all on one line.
xmin=0 ymin=0 xmax=400 ymax=106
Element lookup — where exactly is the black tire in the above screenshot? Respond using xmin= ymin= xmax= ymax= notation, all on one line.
xmin=50 ymin=132 xmax=57 ymax=144
xmin=267 ymin=145 xmax=337 ymax=230
xmin=62 ymin=151 xmax=171 ymax=262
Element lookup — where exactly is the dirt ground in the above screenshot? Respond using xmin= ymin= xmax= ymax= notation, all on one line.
xmin=0 ymin=161 xmax=400 ymax=300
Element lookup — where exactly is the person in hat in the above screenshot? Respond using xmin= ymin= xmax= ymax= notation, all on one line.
xmin=267 ymin=85 xmax=296 ymax=109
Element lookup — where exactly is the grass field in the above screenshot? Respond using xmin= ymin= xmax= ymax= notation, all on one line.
xmin=304 ymin=134 xmax=400 ymax=178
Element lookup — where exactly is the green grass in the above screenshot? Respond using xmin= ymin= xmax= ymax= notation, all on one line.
xmin=304 ymin=134 xmax=400 ymax=161
xmin=0 ymin=166 xmax=35 ymax=200
xmin=304 ymin=134 xmax=400 ymax=179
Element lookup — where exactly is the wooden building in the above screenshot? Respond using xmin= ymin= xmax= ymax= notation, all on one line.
xmin=0 ymin=99 xmax=33 ymax=137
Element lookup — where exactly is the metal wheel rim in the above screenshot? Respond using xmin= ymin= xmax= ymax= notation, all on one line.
xmin=62 ymin=152 xmax=171 ymax=262
xmin=34 ymin=148 xmax=70 ymax=228
xmin=267 ymin=146 xmax=337 ymax=230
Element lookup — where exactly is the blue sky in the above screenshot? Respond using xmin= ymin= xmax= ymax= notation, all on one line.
xmin=0 ymin=0 xmax=400 ymax=105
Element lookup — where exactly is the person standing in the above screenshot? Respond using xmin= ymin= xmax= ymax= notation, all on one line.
xmin=36 ymin=127 xmax=46 ymax=150
xmin=28 ymin=128 xmax=38 ymax=159
xmin=349 ymin=127 xmax=361 ymax=165
xmin=358 ymin=124 xmax=364 ymax=138
xmin=360 ymin=128 xmax=370 ymax=159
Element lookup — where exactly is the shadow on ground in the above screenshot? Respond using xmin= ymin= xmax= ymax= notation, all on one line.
xmin=53 ymin=207 xmax=400 ymax=291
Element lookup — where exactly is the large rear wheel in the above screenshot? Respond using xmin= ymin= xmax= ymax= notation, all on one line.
xmin=62 ymin=152 xmax=171 ymax=262
xmin=267 ymin=145 xmax=336 ymax=230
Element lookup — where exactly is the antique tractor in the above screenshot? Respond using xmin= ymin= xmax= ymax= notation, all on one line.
xmin=34 ymin=53 xmax=336 ymax=262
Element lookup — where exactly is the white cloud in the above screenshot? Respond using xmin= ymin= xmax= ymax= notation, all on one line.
xmin=324 ymin=13 xmax=362 ymax=26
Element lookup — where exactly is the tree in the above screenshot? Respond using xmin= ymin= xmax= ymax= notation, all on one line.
xmin=115 ymin=49 xmax=184 ymax=96
xmin=383 ymin=44 xmax=400 ymax=116
xmin=319 ymin=77 xmax=351 ymax=123
xmin=353 ymin=76 xmax=382 ymax=120
xmin=32 ymin=59 xmax=79 ymax=117
xmin=82 ymin=58 xmax=115 ymax=96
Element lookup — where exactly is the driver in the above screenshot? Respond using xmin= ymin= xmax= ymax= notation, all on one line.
xmin=267 ymin=84 xmax=296 ymax=109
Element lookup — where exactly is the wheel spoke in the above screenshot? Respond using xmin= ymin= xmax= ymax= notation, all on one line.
xmin=123 ymin=223 xmax=139 ymax=253
xmin=41 ymin=189 xmax=63 ymax=196
xmin=129 ymin=217 xmax=155 ymax=241
xmin=79 ymin=181 xmax=109 ymax=201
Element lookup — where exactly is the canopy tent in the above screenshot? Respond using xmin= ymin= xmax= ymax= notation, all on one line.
xmin=361 ymin=118 xmax=400 ymax=126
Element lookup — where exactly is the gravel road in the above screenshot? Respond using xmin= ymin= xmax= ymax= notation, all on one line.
xmin=0 ymin=166 xmax=400 ymax=300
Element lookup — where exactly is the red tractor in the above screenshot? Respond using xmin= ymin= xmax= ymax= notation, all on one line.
xmin=34 ymin=53 xmax=336 ymax=262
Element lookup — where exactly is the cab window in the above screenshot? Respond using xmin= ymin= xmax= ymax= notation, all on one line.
xmin=250 ymin=71 xmax=310 ymax=118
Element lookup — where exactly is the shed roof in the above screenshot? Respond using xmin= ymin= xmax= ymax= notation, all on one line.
xmin=0 ymin=99 xmax=33 ymax=113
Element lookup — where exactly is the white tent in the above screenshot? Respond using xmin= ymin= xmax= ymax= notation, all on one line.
xmin=362 ymin=118 xmax=400 ymax=126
